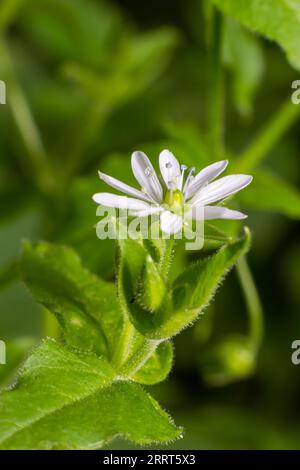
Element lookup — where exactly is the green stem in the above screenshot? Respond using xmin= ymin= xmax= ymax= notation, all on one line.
xmin=159 ymin=237 xmax=174 ymax=281
xmin=42 ymin=309 xmax=60 ymax=339
xmin=236 ymin=256 xmax=263 ymax=350
xmin=117 ymin=338 xmax=160 ymax=378
xmin=207 ymin=8 xmax=224 ymax=160
xmin=112 ymin=320 xmax=135 ymax=369
xmin=0 ymin=39 xmax=54 ymax=193
xmin=237 ymin=100 xmax=300 ymax=172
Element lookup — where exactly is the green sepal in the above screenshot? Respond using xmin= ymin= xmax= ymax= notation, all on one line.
xmin=136 ymin=254 xmax=167 ymax=312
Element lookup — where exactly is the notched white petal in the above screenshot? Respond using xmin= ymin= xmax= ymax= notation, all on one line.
xmin=185 ymin=160 xmax=228 ymax=199
xmin=98 ymin=171 xmax=152 ymax=202
xmin=159 ymin=149 xmax=181 ymax=189
xmin=203 ymin=206 xmax=248 ymax=220
xmin=190 ymin=174 xmax=253 ymax=206
xmin=92 ymin=192 xmax=151 ymax=210
xmin=131 ymin=151 xmax=163 ymax=203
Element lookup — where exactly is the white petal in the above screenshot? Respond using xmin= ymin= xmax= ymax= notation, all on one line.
xmin=190 ymin=174 xmax=253 ymax=206
xmin=205 ymin=206 xmax=247 ymax=220
xmin=189 ymin=205 xmax=247 ymax=220
xmin=92 ymin=193 xmax=151 ymax=210
xmin=98 ymin=171 xmax=151 ymax=202
xmin=160 ymin=211 xmax=183 ymax=234
xmin=185 ymin=160 xmax=228 ymax=200
xmin=129 ymin=206 xmax=163 ymax=217
xmin=159 ymin=149 xmax=181 ymax=190
xmin=131 ymin=151 xmax=163 ymax=202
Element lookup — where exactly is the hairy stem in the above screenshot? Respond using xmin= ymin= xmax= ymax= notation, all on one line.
xmin=117 ymin=338 xmax=160 ymax=378
xmin=42 ymin=309 xmax=60 ymax=339
xmin=112 ymin=320 xmax=135 ymax=369
xmin=159 ymin=237 xmax=174 ymax=281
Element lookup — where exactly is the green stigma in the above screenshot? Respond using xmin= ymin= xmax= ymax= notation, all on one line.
xmin=164 ymin=189 xmax=183 ymax=212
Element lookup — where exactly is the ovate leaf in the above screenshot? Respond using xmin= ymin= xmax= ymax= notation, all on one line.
xmin=0 ymin=340 xmax=180 ymax=449
xmin=223 ymin=18 xmax=264 ymax=116
xmin=127 ymin=229 xmax=251 ymax=340
xmin=164 ymin=229 xmax=252 ymax=338
xmin=211 ymin=0 xmax=300 ymax=70
xmin=21 ymin=242 xmax=122 ymax=358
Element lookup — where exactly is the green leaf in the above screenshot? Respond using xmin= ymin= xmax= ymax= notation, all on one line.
xmin=202 ymin=223 xmax=234 ymax=250
xmin=132 ymin=342 xmax=174 ymax=385
xmin=162 ymin=229 xmax=252 ymax=339
xmin=211 ymin=0 xmax=300 ymax=71
xmin=125 ymin=229 xmax=251 ymax=340
xmin=237 ymin=168 xmax=300 ymax=218
xmin=223 ymin=18 xmax=264 ymax=116
xmin=0 ymin=339 xmax=181 ymax=449
xmin=174 ymin=229 xmax=251 ymax=308
xmin=54 ymin=175 xmax=115 ymax=278
xmin=20 ymin=242 xmax=122 ymax=358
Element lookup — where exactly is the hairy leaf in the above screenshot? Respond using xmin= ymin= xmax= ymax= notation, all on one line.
xmin=0 ymin=340 xmax=180 ymax=449
xmin=223 ymin=18 xmax=264 ymax=116
xmin=21 ymin=242 xmax=122 ymax=358
xmin=158 ymin=229 xmax=252 ymax=339
xmin=126 ymin=229 xmax=251 ymax=340
xmin=211 ymin=0 xmax=300 ymax=70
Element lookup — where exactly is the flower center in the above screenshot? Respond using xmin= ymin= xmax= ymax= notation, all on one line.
xmin=164 ymin=189 xmax=183 ymax=213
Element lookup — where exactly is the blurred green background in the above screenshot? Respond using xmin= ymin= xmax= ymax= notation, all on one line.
xmin=1 ymin=0 xmax=300 ymax=450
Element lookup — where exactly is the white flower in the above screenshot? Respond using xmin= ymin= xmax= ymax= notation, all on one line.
xmin=92 ymin=150 xmax=252 ymax=234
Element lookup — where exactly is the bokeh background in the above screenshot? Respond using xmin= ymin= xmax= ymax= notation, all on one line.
xmin=1 ymin=0 xmax=300 ymax=449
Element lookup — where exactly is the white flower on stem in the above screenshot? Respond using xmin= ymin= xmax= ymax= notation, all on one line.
xmin=93 ymin=150 xmax=252 ymax=234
